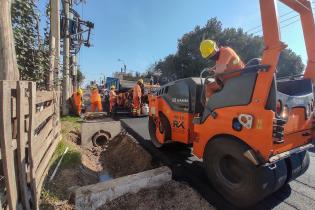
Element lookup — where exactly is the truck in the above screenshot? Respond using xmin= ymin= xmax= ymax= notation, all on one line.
xmin=104 ymin=77 xmax=159 ymax=116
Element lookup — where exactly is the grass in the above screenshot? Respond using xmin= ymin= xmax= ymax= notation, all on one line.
xmin=40 ymin=117 xmax=82 ymax=208
xmin=41 ymin=189 xmax=59 ymax=203
xmin=61 ymin=115 xmax=81 ymax=123
xmin=50 ymin=139 xmax=81 ymax=170
xmin=53 ymin=115 xmax=82 ymax=169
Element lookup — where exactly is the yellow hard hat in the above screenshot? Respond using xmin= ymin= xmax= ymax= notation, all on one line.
xmin=111 ymin=85 xmax=116 ymax=89
xmin=138 ymin=79 xmax=144 ymax=84
xmin=77 ymin=88 xmax=83 ymax=95
xmin=200 ymin=39 xmax=218 ymax=59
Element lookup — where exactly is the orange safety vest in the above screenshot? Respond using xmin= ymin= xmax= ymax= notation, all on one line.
xmin=109 ymin=90 xmax=117 ymax=102
xmin=73 ymin=92 xmax=82 ymax=106
xmin=205 ymin=47 xmax=245 ymax=101
xmin=216 ymin=47 xmax=245 ymax=81
xmin=90 ymin=89 xmax=101 ymax=103
xmin=133 ymin=84 xmax=141 ymax=99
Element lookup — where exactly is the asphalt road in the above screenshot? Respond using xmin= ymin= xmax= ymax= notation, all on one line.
xmin=121 ymin=117 xmax=315 ymax=210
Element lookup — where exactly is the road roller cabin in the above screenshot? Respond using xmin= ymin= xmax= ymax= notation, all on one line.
xmin=148 ymin=0 xmax=315 ymax=207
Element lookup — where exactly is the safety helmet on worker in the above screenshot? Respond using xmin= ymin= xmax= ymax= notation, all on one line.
xmin=200 ymin=39 xmax=218 ymax=59
xmin=138 ymin=79 xmax=144 ymax=84
xmin=77 ymin=88 xmax=83 ymax=95
xmin=111 ymin=85 xmax=116 ymax=90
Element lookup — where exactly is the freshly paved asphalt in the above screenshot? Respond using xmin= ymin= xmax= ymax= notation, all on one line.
xmin=121 ymin=117 xmax=315 ymax=210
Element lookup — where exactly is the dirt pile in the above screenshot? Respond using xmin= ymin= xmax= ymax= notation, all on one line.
xmin=100 ymin=134 xmax=157 ymax=178
xmin=98 ymin=180 xmax=214 ymax=210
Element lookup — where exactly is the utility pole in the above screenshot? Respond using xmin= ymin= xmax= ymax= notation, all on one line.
xmin=62 ymin=0 xmax=70 ymax=115
xmin=47 ymin=36 xmax=55 ymax=90
xmin=0 ymin=0 xmax=19 ymax=80
xmin=71 ymin=55 xmax=77 ymax=91
xmin=51 ymin=0 xmax=60 ymax=90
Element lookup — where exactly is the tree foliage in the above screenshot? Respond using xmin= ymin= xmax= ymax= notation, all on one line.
xmin=77 ymin=68 xmax=85 ymax=86
xmin=11 ymin=0 xmax=49 ymax=86
xmin=153 ymin=18 xmax=304 ymax=83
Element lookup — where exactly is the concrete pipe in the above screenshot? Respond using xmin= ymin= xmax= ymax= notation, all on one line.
xmin=92 ymin=131 xmax=111 ymax=147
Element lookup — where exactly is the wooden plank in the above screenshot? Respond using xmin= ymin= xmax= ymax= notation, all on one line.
xmin=0 ymin=81 xmax=18 ymax=210
xmin=33 ymin=128 xmax=55 ymax=171
xmin=33 ymin=117 xmax=53 ymax=150
xmin=54 ymin=121 xmax=61 ymax=137
xmin=11 ymin=97 xmax=29 ymax=118
xmin=35 ymin=134 xmax=61 ymax=194
xmin=0 ymin=139 xmax=17 ymax=160
xmin=36 ymin=91 xmax=54 ymax=104
xmin=35 ymin=104 xmax=55 ymax=129
xmin=16 ymin=81 xmax=31 ymax=210
xmin=28 ymin=82 xmax=37 ymax=208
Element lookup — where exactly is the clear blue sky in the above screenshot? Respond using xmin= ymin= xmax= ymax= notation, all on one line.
xmin=40 ymin=0 xmax=311 ymax=83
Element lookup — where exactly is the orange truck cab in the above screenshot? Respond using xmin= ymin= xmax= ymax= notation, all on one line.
xmin=148 ymin=0 xmax=315 ymax=207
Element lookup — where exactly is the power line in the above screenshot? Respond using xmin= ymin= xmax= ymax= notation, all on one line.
xmin=250 ymin=6 xmax=315 ymax=36
xmin=251 ymin=17 xmax=302 ymax=36
xmin=250 ymin=14 xmax=300 ymax=35
xmin=245 ymin=10 xmax=295 ymax=33
xmin=281 ymin=18 xmax=301 ymax=29
xmin=245 ymin=1 xmax=315 ymax=34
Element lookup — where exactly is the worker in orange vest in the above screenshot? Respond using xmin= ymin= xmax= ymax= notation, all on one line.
xmin=109 ymin=85 xmax=117 ymax=113
xmin=73 ymin=88 xmax=83 ymax=115
xmin=90 ymin=86 xmax=103 ymax=112
xmin=133 ymin=79 xmax=143 ymax=116
xmin=200 ymin=39 xmax=245 ymax=102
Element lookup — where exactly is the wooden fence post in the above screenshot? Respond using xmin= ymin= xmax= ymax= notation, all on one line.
xmin=16 ymin=81 xmax=31 ymax=210
xmin=28 ymin=82 xmax=37 ymax=209
xmin=0 ymin=81 xmax=18 ymax=210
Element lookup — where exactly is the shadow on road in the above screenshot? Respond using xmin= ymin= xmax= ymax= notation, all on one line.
xmin=309 ymin=140 xmax=315 ymax=153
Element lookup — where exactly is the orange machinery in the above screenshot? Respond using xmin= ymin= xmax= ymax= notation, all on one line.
xmin=148 ymin=0 xmax=315 ymax=207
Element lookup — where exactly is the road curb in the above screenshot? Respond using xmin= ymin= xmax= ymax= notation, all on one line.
xmin=75 ymin=166 xmax=172 ymax=210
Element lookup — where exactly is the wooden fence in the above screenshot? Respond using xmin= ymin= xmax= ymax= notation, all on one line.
xmin=0 ymin=80 xmax=61 ymax=210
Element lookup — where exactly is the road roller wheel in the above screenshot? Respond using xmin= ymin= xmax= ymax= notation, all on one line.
xmin=148 ymin=114 xmax=171 ymax=148
xmin=203 ymin=137 xmax=287 ymax=208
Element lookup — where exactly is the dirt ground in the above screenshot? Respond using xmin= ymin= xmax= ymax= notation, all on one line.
xmin=40 ymin=118 xmax=99 ymax=210
xmin=40 ymin=117 xmax=157 ymax=210
xmin=100 ymin=134 xmax=158 ymax=178
xmin=40 ymin=117 xmax=212 ymax=210
xmin=98 ymin=180 xmax=214 ymax=210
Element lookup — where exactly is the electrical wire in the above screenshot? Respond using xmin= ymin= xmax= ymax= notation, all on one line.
xmin=250 ymin=14 xmax=300 ymax=35
xmin=245 ymin=10 xmax=295 ymax=33
xmin=246 ymin=1 xmax=315 ymax=35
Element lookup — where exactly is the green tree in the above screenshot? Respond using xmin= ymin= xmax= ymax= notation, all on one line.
xmin=77 ymin=68 xmax=85 ymax=86
xmin=153 ymin=18 xmax=304 ymax=81
xmin=11 ymin=0 xmax=49 ymax=86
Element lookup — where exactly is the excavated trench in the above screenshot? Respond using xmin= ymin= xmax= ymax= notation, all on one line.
xmin=41 ymin=117 xmax=213 ymax=210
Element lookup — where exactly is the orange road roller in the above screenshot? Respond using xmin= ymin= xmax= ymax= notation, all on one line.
xmin=148 ymin=0 xmax=315 ymax=207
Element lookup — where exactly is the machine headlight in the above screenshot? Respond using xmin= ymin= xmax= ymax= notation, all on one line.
xmin=280 ymin=105 xmax=289 ymax=121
